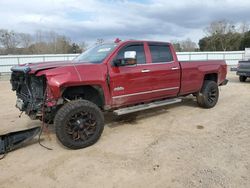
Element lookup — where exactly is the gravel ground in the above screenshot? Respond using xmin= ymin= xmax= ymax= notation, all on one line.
xmin=0 ymin=71 xmax=249 ymax=188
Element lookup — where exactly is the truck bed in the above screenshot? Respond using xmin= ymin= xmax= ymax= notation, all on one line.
xmin=179 ymin=60 xmax=227 ymax=95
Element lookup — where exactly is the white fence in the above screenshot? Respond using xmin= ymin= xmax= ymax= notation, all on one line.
xmin=177 ymin=51 xmax=244 ymax=65
xmin=0 ymin=51 xmax=244 ymax=73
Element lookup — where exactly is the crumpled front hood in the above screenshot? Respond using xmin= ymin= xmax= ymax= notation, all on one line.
xmin=11 ymin=60 xmax=108 ymax=100
xmin=11 ymin=60 xmax=76 ymax=74
xmin=27 ymin=60 xmax=75 ymax=73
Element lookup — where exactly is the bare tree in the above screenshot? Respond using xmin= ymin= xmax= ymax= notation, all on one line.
xmin=54 ymin=36 xmax=71 ymax=54
xmin=35 ymin=30 xmax=43 ymax=43
xmin=47 ymin=31 xmax=58 ymax=53
xmin=0 ymin=29 xmax=20 ymax=53
xmin=171 ymin=41 xmax=182 ymax=52
xmin=239 ymin=22 xmax=249 ymax=33
xmin=19 ymin=33 xmax=32 ymax=48
xmin=79 ymin=41 xmax=88 ymax=52
xmin=205 ymin=20 xmax=236 ymax=35
xmin=205 ymin=20 xmax=236 ymax=51
xmin=96 ymin=38 xmax=104 ymax=44
xmin=0 ymin=28 xmax=87 ymax=54
xmin=180 ymin=38 xmax=197 ymax=51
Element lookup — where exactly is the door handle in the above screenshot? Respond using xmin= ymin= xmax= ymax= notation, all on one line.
xmin=141 ymin=69 xmax=150 ymax=73
xmin=171 ymin=67 xmax=179 ymax=70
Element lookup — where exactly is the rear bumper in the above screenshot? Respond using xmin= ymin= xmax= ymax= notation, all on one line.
xmin=230 ymin=67 xmax=237 ymax=71
xmin=220 ymin=79 xmax=228 ymax=86
xmin=237 ymin=71 xmax=250 ymax=77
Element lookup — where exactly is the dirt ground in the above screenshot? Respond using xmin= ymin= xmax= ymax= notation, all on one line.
xmin=0 ymin=71 xmax=249 ymax=188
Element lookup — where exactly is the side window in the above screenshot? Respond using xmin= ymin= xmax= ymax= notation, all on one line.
xmin=116 ymin=44 xmax=146 ymax=64
xmin=149 ymin=44 xmax=173 ymax=63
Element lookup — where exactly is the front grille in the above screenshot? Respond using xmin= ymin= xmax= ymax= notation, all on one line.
xmin=11 ymin=71 xmax=46 ymax=113
xmin=17 ymin=84 xmax=30 ymax=101
xmin=11 ymin=71 xmax=30 ymax=101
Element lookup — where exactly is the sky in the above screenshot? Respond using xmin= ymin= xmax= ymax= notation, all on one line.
xmin=0 ymin=0 xmax=249 ymax=45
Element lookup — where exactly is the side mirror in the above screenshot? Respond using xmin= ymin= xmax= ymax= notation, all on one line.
xmin=113 ymin=51 xmax=137 ymax=67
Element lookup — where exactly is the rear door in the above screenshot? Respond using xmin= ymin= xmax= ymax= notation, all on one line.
xmin=108 ymin=42 xmax=153 ymax=107
xmin=146 ymin=42 xmax=181 ymax=99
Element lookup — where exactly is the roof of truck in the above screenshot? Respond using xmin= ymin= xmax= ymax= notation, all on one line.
xmin=112 ymin=39 xmax=171 ymax=45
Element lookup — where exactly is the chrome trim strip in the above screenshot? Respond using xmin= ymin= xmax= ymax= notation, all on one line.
xmin=137 ymin=61 xmax=175 ymax=66
xmin=112 ymin=87 xmax=179 ymax=99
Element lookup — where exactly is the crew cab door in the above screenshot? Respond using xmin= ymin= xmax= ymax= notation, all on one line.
xmin=146 ymin=42 xmax=181 ymax=99
xmin=108 ymin=42 xmax=153 ymax=107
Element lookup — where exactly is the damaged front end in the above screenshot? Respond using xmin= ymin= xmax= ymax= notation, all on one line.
xmin=10 ymin=66 xmax=54 ymax=121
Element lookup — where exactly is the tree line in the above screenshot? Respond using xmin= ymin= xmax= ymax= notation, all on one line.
xmin=173 ymin=20 xmax=250 ymax=52
xmin=199 ymin=20 xmax=250 ymax=51
xmin=0 ymin=30 xmax=85 ymax=55
xmin=0 ymin=20 xmax=250 ymax=54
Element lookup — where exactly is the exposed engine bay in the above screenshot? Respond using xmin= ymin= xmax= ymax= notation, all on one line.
xmin=10 ymin=70 xmax=46 ymax=119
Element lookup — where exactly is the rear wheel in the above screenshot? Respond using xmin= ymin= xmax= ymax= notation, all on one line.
xmin=197 ymin=80 xmax=219 ymax=108
xmin=239 ymin=76 xmax=247 ymax=82
xmin=54 ymin=99 xmax=104 ymax=149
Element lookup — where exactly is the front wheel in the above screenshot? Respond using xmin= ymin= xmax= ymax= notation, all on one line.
xmin=239 ymin=76 xmax=247 ymax=82
xmin=197 ymin=80 xmax=219 ymax=108
xmin=54 ymin=100 xmax=104 ymax=149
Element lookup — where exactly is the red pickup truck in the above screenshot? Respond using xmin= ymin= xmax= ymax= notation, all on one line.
xmin=10 ymin=40 xmax=228 ymax=149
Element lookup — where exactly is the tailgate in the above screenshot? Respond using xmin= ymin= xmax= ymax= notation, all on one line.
xmin=238 ymin=60 xmax=250 ymax=73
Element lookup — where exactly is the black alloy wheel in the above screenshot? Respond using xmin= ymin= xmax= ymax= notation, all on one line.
xmin=197 ymin=80 xmax=219 ymax=108
xmin=66 ymin=111 xmax=97 ymax=142
xmin=54 ymin=100 xmax=104 ymax=149
xmin=207 ymin=86 xmax=218 ymax=104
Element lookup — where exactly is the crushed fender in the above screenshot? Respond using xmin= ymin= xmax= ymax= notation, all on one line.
xmin=0 ymin=127 xmax=41 ymax=157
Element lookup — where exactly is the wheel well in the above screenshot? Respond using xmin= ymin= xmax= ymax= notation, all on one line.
xmin=204 ymin=73 xmax=218 ymax=83
xmin=62 ymin=85 xmax=105 ymax=109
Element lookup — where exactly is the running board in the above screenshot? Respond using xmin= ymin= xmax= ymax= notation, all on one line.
xmin=113 ymin=98 xmax=182 ymax=116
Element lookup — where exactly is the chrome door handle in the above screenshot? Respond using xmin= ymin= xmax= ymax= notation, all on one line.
xmin=141 ymin=69 xmax=150 ymax=73
xmin=171 ymin=67 xmax=179 ymax=70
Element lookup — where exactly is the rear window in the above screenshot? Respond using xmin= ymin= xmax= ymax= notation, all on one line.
xmin=149 ymin=44 xmax=173 ymax=63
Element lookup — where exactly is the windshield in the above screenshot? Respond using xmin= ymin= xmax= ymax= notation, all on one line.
xmin=74 ymin=43 xmax=117 ymax=64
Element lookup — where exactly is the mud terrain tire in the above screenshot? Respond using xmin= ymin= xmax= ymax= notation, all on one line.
xmin=197 ymin=80 xmax=219 ymax=108
xmin=54 ymin=100 xmax=104 ymax=149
